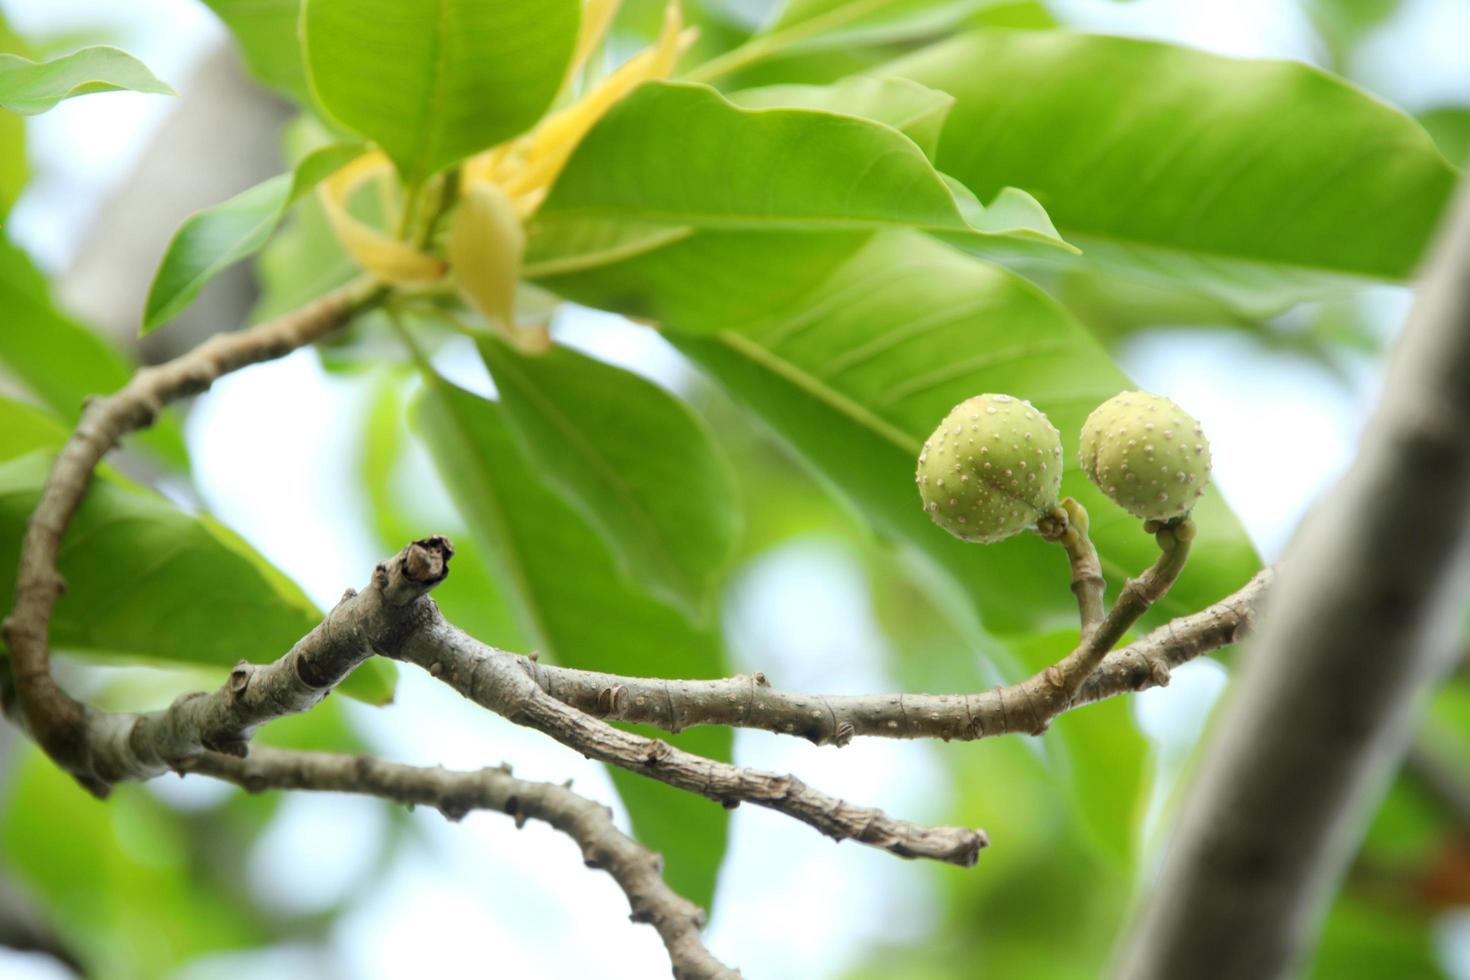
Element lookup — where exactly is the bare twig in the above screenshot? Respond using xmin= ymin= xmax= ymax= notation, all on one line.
xmin=1071 ymin=566 xmax=1273 ymax=708
xmin=1116 ymin=179 xmax=1470 ymax=980
xmin=1 ymin=276 xmax=383 ymax=792
xmin=7 ymin=538 xmax=449 ymax=793
xmin=189 ymin=746 xmax=739 ymax=979
xmin=1038 ymin=497 xmax=1107 ymax=636
xmin=396 ymin=618 xmax=990 ymax=867
xmin=502 ymin=532 xmax=1245 ymax=747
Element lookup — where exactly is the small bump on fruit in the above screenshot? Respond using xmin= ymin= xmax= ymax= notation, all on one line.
xmin=916 ymin=394 xmax=1063 ymax=543
xmin=1079 ymin=391 xmax=1211 ymax=522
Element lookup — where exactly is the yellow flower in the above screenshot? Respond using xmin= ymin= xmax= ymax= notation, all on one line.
xmin=319 ymin=0 xmax=696 ymax=349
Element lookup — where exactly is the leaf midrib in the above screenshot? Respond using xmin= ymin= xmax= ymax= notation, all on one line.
xmin=486 ymin=349 xmax=693 ymax=593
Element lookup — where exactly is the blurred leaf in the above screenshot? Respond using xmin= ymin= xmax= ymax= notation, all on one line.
xmin=694 ymin=0 xmax=1016 ymax=83
xmin=1 ymin=746 xmax=263 ymax=975
xmin=479 ymin=337 xmax=740 ymax=616
xmin=0 ymin=406 xmax=393 ymax=704
xmin=705 ymin=1 xmax=1054 ymax=90
xmin=541 ymin=228 xmax=1260 ymax=633
xmin=1420 ymin=106 xmax=1470 ymax=167
xmin=302 ymin=0 xmax=580 ymax=183
xmin=200 ymin=0 xmax=312 ymax=104
xmin=411 ymin=374 xmax=732 ymax=910
xmin=889 ymin=31 xmax=1459 ymax=310
xmin=1309 ymin=893 xmax=1443 ymax=980
xmin=731 ymin=74 xmax=954 ymax=158
xmin=1307 ymin=0 xmax=1401 ymax=69
xmin=251 ymin=191 xmax=357 ymax=322
xmin=766 ymin=0 xmax=1006 ymax=44
xmin=541 ymin=81 xmax=1070 ymax=250
xmin=143 ymin=141 xmax=363 ymax=334
xmin=0 ymin=235 xmax=189 ymax=471
xmin=0 ymin=107 xmax=22 ymax=213
xmin=0 ymin=14 xmax=28 ymax=212
xmin=0 ymin=45 xmax=172 ymax=114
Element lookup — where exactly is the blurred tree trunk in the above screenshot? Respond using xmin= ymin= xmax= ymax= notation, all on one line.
xmin=1115 ymin=178 xmax=1470 ymax=980
xmin=58 ymin=43 xmax=291 ymax=363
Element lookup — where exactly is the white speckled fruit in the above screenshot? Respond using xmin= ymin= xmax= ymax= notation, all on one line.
xmin=916 ymin=393 xmax=1064 ymax=543
xmin=1079 ymin=391 xmax=1211 ymax=521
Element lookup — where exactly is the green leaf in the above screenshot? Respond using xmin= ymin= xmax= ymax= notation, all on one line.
xmin=0 ymin=46 xmax=173 ymax=115
xmin=540 ymin=81 xmax=1071 ymax=250
xmin=200 ymin=0 xmax=312 ymax=104
xmin=142 ymin=141 xmax=364 ymax=334
xmin=888 ymin=30 xmax=1459 ymax=309
xmin=0 ymin=235 xmax=189 ymax=471
xmin=302 ymin=0 xmax=581 ymax=183
xmin=411 ymin=375 xmax=731 ymax=911
xmin=731 ymin=74 xmax=954 ymax=158
xmin=690 ymin=0 xmax=1016 ymax=84
xmin=1421 ymin=105 xmax=1470 ymax=166
xmin=540 ymin=228 xmax=1260 ymax=633
xmin=0 ymin=402 xmax=393 ymax=704
xmin=478 ymin=338 xmax=740 ymax=616
xmin=768 ymin=0 xmax=1007 ymax=48
xmin=0 ymin=15 xmax=28 ymax=211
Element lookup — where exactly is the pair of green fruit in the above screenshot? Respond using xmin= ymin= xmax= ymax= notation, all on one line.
xmin=917 ymin=391 xmax=1212 ymax=544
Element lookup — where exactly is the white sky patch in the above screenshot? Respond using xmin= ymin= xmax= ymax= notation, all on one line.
xmin=2 ymin=0 xmax=221 ymax=270
xmin=1045 ymin=0 xmax=1320 ymax=62
xmin=710 ymin=540 xmax=946 ymax=977
xmin=1118 ymin=328 xmax=1374 ymax=561
xmin=1353 ymin=0 xmax=1470 ymax=111
xmin=245 ymin=792 xmax=391 ymax=917
xmin=186 ymin=350 xmax=382 ymax=609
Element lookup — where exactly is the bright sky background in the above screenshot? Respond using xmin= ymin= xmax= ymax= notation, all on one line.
xmin=2 ymin=1 xmax=1469 ymax=978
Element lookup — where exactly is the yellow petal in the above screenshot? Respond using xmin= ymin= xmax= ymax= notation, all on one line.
xmin=568 ymin=0 xmax=623 ymax=83
xmin=449 ymin=181 xmax=547 ymax=352
xmin=318 ymin=151 xmax=446 ymax=285
xmin=503 ymin=2 xmax=694 ymax=201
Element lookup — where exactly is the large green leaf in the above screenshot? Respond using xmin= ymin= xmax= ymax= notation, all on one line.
xmin=0 ymin=400 xmax=394 ymax=704
xmin=731 ymin=74 xmax=954 ymax=158
xmin=411 ymin=375 xmax=731 ymax=911
xmin=538 ymin=229 xmax=1260 ymax=633
xmin=538 ymin=81 xmax=1069 ymax=249
xmin=201 ymin=0 xmax=312 ymax=104
xmin=142 ymin=141 xmax=364 ymax=334
xmin=888 ymin=30 xmax=1459 ymax=310
xmin=478 ymin=338 xmax=740 ymax=616
xmin=302 ymin=0 xmax=580 ymax=183
xmin=0 ymin=236 xmax=189 ymax=471
xmin=0 ymin=46 xmax=172 ymax=115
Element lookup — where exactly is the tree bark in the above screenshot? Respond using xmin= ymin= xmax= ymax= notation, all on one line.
xmin=1114 ymin=176 xmax=1470 ymax=979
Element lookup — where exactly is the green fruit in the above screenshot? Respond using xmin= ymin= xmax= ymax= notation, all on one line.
xmin=1079 ymin=391 xmax=1211 ymax=522
xmin=916 ymin=393 xmax=1064 ymax=543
